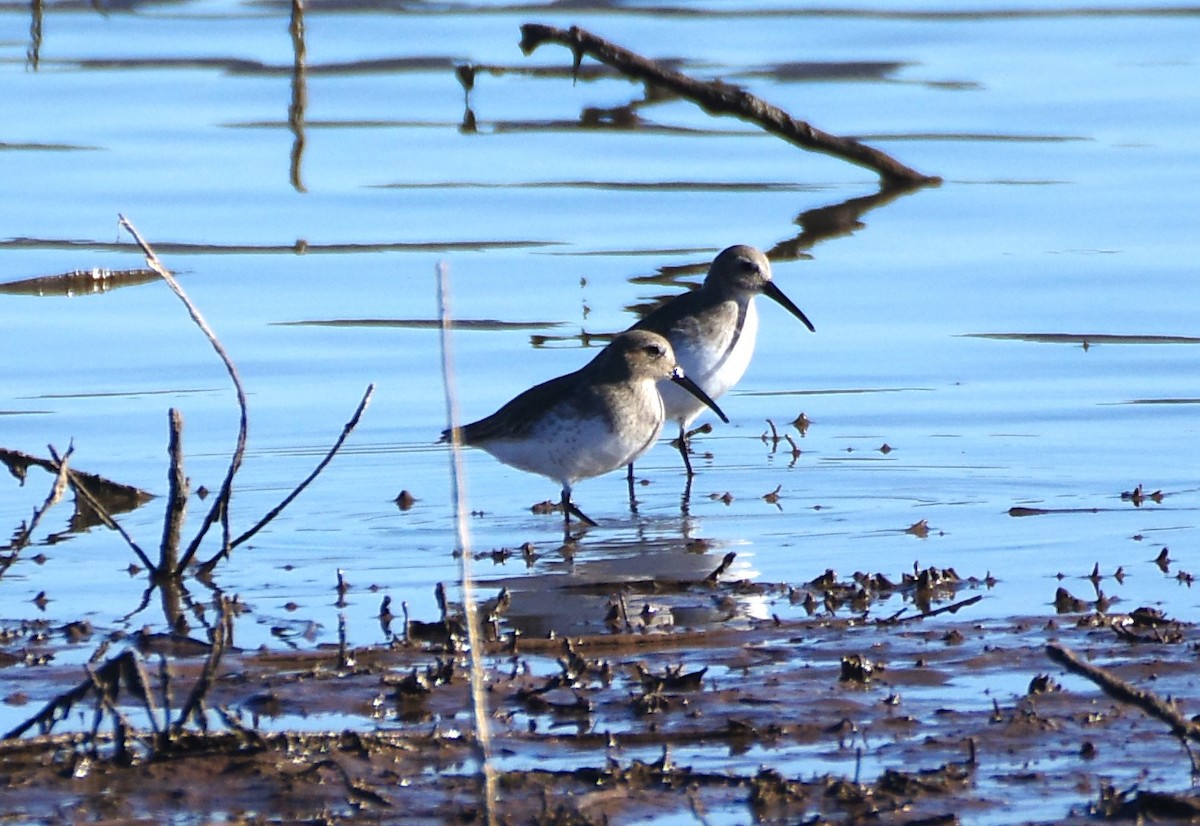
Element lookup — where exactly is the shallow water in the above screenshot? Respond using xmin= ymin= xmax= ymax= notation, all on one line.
xmin=2 ymin=0 xmax=1199 ymax=816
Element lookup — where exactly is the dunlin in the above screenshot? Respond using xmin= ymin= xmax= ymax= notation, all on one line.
xmin=630 ymin=245 xmax=814 ymax=476
xmin=443 ymin=330 xmax=728 ymax=527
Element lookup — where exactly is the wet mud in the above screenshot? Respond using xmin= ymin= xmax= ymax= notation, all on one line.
xmin=3 ymin=567 xmax=1197 ymax=825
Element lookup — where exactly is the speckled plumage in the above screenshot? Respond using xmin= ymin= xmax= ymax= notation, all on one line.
xmin=443 ymin=330 xmax=727 ymax=526
xmin=631 ymin=245 xmax=814 ymax=475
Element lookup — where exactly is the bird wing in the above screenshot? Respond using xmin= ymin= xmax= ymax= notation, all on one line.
xmin=443 ymin=371 xmax=586 ymax=444
xmin=631 ymin=287 xmax=706 ymax=338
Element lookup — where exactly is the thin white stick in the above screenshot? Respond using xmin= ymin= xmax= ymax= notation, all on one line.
xmin=117 ymin=215 xmax=248 ymax=572
xmin=436 ymin=261 xmax=498 ymax=823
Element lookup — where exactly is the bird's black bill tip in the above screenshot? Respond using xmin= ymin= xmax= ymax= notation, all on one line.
xmin=670 ymin=369 xmax=729 ymax=424
xmin=764 ymin=281 xmax=815 ymax=333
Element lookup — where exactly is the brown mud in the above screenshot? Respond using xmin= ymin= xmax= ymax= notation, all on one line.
xmin=3 ymin=567 xmax=1198 ymax=825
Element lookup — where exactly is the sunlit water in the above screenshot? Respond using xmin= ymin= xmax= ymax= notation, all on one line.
xmin=2 ymin=0 xmax=1199 ymax=818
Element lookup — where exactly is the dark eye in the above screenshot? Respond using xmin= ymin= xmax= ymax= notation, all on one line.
xmin=738 ymin=257 xmax=757 ymax=272
xmin=643 ymin=343 xmax=664 ymax=357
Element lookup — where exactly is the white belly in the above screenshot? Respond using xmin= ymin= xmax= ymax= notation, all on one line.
xmin=481 ymin=392 xmax=665 ymax=486
xmin=660 ymin=300 xmax=759 ymax=427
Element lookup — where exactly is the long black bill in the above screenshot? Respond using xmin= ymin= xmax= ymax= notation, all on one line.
xmin=763 ymin=281 xmax=815 ymax=333
xmin=670 ymin=368 xmax=729 ymax=424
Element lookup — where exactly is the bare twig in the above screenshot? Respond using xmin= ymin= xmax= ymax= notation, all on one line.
xmin=236 ymin=384 xmax=372 ymax=549
xmin=1046 ymin=642 xmax=1200 ymax=743
xmin=118 ymin=215 xmax=249 ymax=572
xmin=174 ymin=596 xmax=234 ymax=734
xmin=4 ymin=649 xmax=154 ymax=741
xmin=1 ymin=442 xmax=73 ymax=573
xmin=196 ymin=384 xmax=376 ymax=574
xmin=705 ymin=552 xmax=737 ymax=584
xmin=876 ymin=593 xmax=983 ymax=625
xmin=46 ymin=445 xmax=157 ymax=573
xmin=436 ymin=261 xmax=498 ymax=826
xmin=518 ymin=23 xmax=940 ymax=188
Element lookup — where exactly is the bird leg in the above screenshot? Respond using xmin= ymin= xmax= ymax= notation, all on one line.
xmin=561 ymin=487 xmax=598 ymax=527
xmin=674 ymin=424 xmax=695 ymax=478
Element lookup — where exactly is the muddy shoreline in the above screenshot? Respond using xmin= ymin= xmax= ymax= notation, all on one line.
xmin=3 ymin=567 xmax=1197 ymax=825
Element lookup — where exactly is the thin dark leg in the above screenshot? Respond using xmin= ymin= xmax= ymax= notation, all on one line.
xmin=676 ymin=423 xmax=695 ymax=478
xmin=561 ymin=486 xmax=597 ymax=527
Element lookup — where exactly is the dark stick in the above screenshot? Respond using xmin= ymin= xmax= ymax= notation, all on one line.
xmin=705 ymin=551 xmax=737 ymax=584
xmin=196 ymin=383 xmax=376 ymax=574
xmin=46 ymin=445 xmax=157 ymax=573
xmin=519 ymin=24 xmax=940 ymax=188
xmin=174 ymin=595 xmax=233 ymax=733
xmin=2 ymin=443 xmax=72 ymax=574
xmin=159 ymin=409 xmax=189 ymax=577
xmin=1046 ymin=642 xmax=1200 ymax=743
xmin=876 ymin=593 xmax=983 ymax=625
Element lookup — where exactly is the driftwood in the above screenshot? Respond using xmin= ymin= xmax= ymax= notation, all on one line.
xmin=1046 ymin=642 xmax=1200 ymax=743
xmin=519 ymin=23 xmax=940 ymax=188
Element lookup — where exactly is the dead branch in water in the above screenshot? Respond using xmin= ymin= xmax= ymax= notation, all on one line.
xmin=877 ymin=593 xmax=983 ymax=626
xmin=1046 ymin=642 xmax=1200 ymax=746
xmin=47 ymin=444 xmax=158 ymax=573
xmin=518 ymin=23 xmax=940 ymax=188
xmin=119 ymin=215 xmax=249 ymax=571
xmin=197 ymin=383 xmax=376 ymax=575
xmin=0 ymin=444 xmax=74 ymax=576
xmin=174 ymin=595 xmax=235 ymax=733
xmin=42 ymin=216 xmax=375 ymax=583
xmin=160 ymin=409 xmax=189 ymax=577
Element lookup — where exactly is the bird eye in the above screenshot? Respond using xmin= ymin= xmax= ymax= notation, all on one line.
xmin=643 ymin=344 xmax=663 ymax=357
xmin=738 ymin=257 xmax=757 ymax=272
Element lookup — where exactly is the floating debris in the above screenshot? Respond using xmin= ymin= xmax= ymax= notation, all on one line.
xmin=762 ymin=485 xmax=782 ymax=508
xmin=0 ymin=268 xmax=160 ymax=297
xmin=905 ymin=519 xmax=930 ymax=538
xmin=1154 ymin=547 xmax=1171 ymax=572
xmin=1054 ymin=586 xmax=1089 ymax=614
xmin=1121 ymin=483 xmax=1163 ymax=506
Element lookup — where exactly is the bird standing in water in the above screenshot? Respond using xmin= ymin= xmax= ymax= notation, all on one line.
xmin=442 ymin=329 xmax=728 ymax=527
xmin=630 ymin=245 xmax=815 ymax=477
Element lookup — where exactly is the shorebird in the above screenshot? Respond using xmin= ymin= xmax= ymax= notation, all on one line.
xmin=442 ymin=329 xmax=728 ymax=527
xmin=629 ymin=245 xmax=815 ymax=477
